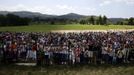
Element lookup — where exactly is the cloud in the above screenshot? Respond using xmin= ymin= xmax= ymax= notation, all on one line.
xmin=0 ymin=4 xmax=27 ymax=11
xmin=0 ymin=4 xmax=54 ymax=14
xmin=0 ymin=4 xmax=77 ymax=15
xmin=114 ymin=0 xmax=134 ymax=4
xmin=55 ymin=4 xmax=96 ymax=15
xmin=56 ymin=5 xmax=75 ymax=10
xmin=100 ymin=0 xmax=111 ymax=6
xmin=123 ymin=0 xmax=134 ymax=4
xmin=100 ymin=0 xmax=134 ymax=6
xmin=0 ymin=4 xmax=96 ymax=15
xmin=84 ymin=8 xmax=96 ymax=12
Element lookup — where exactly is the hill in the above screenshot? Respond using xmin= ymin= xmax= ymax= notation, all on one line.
xmin=109 ymin=18 xmax=125 ymax=24
xmin=0 ymin=11 xmax=85 ymax=19
xmin=0 ymin=11 xmax=126 ymax=22
xmin=58 ymin=13 xmax=85 ymax=19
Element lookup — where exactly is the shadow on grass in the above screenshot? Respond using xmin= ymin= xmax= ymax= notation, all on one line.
xmin=0 ymin=63 xmax=134 ymax=75
xmin=0 ymin=63 xmax=134 ymax=70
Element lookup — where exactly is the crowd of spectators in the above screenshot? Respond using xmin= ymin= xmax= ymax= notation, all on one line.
xmin=0 ymin=31 xmax=134 ymax=65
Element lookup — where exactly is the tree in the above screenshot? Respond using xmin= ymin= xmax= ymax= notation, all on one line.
xmin=117 ymin=21 xmax=124 ymax=25
xmin=90 ymin=16 xmax=95 ymax=25
xmin=98 ymin=15 xmax=103 ymax=25
xmin=128 ymin=17 xmax=134 ymax=25
xmin=6 ymin=14 xmax=20 ymax=26
xmin=79 ymin=19 xmax=87 ymax=24
xmin=0 ymin=15 xmax=7 ymax=26
xmin=0 ymin=14 xmax=31 ymax=26
xmin=103 ymin=15 xmax=107 ymax=25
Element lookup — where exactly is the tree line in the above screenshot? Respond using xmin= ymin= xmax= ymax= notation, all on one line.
xmin=117 ymin=17 xmax=134 ymax=25
xmin=0 ymin=13 xmax=134 ymax=26
xmin=32 ymin=17 xmax=78 ymax=25
xmin=79 ymin=15 xmax=108 ymax=25
xmin=0 ymin=14 xmax=31 ymax=26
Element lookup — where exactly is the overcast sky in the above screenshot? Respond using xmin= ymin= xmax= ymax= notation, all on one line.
xmin=0 ymin=0 xmax=134 ymax=18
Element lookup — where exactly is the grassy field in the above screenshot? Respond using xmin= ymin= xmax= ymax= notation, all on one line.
xmin=0 ymin=24 xmax=134 ymax=32
xmin=0 ymin=24 xmax=134 ymax=75
xmin=0 ymin=64 xmax=134 ymax=75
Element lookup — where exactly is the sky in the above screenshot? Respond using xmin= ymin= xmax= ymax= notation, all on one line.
xmin=0 ymin=0 xmax=134 ymax=18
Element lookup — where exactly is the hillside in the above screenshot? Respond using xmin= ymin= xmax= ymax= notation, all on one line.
xmin=0 ymin=11 xmax=125 ymax=23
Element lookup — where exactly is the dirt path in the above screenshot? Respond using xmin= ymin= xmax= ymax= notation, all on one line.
xmin=51 ymin=29 xmax=134 ymax=33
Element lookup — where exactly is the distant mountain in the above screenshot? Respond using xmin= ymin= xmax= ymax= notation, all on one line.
xmin=58 ymin=13 xmax=85 ymax=19
xmin=13 ymin=11 xmax=51 ymax=18
xmin=0 ymin=11 xmax=56 ymax=19
xmin=109 ymin=18 xmax=125 ymax=24
xmin=0 ymin=11 xmax=126 ymax=23
xmin=0 ymin=11 xmax=9 ymax=15
xmin=0 ymin=11 xmax=86 ymax=19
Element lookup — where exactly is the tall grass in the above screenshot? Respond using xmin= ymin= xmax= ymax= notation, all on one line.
xmin=0 ymin=64 xmax=134 ymax=75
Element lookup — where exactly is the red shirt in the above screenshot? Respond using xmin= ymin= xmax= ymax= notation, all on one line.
xmin=75 ymin=48 xmax=80 ymax=57
xmin=32 ymin=45 xmax=37 ymax=51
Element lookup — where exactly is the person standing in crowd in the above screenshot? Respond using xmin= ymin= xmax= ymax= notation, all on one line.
xmin=31 ymin=43 xmax=37 ymax=61
xmin=26 ymin=43 xmax=32 ymax=61
xmin=19 ymin=42 xmax=27 ymax=61
xmin=69 ymin=48 xmax=75 ymax=65
xmin=11 ymin=41 xmax=18 ymax=62
xmin=84 ymin=49 xmax=89 ymax=64
xmin=74 ymin=46 xmax=81 ymax=64
xmin=0 ymin=40 xmax=3 ymax=63
xmin=107 ymin=45 xmax=113 ymax=64
xmin=44 ymin=47 xmax=50 ymax=65
xmin=117 ymin=48 xmax=124 ymax=64
xmin=122 ymin=45 xmax=130 ymax=63
xmin=36 ymin=43 xmax=44 ymax=66
xmin=101 ymin=45 xmax=109 ymax=64
xmin=2 ymin=42 xmax=7 ymax=63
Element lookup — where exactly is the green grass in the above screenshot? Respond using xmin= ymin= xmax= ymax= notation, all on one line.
xmin=0 ymin=64 xmax=134 ymax=75
xmin=0 ymin=24 xmax=134 ymax=32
